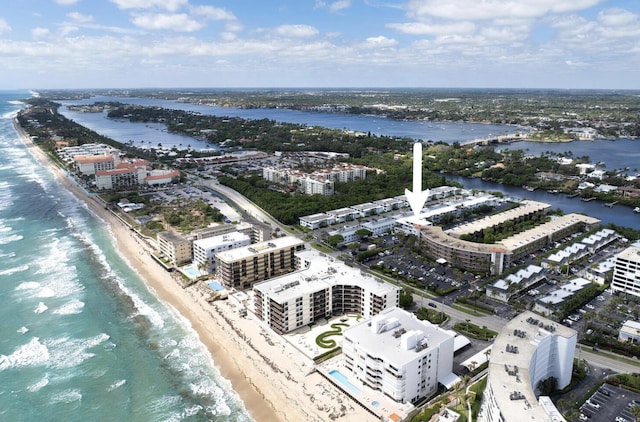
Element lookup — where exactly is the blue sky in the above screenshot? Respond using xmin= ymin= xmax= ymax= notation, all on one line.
xmin=1 ymin=0 xmax=639 ymax=89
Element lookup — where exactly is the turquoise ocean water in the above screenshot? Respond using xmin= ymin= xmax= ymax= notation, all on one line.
xmin=0 ymin=92 xmax=251 ymax=421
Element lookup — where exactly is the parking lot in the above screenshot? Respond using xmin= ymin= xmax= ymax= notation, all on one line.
xmin=579 ymin=384 xmax=640 ymax=421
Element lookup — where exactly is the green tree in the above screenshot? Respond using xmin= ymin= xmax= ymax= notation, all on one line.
xmin=327 ymin=234 xmax=344 ymax=247
xmin=536 ymin=376 xmax=557 ymax=396
xmin=399 ymin=289 xmax=415 ymax=309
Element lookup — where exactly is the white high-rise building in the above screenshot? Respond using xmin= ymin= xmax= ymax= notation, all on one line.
xmin=478 ymin=311 xmax=576 ymax=422
xmin=611 ymin=246 xmax=640 ymax=298
xmin=342 ymin=307 xmax=455 ymax=404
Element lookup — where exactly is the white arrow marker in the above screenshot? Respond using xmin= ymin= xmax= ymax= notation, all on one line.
xmin=405 ymin=142 xmax=430 ymax=217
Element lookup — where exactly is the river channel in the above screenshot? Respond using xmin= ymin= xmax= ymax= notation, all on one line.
xmin=56 ymin=96 xmax=639 ymax=229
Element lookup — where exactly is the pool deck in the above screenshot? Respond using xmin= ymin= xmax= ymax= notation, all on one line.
xmin=317 ymin=357 xmax=413 ymax=421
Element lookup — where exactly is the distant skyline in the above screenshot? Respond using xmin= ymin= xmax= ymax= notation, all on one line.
xmin=1 ymin=0 xmax=639 ymax=90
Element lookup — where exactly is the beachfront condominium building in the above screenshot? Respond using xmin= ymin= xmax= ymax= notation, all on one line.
xmin=214 ymin=236 xmax=305 ymax=290
xmin=74 ymin=154 xmax=119 ymax=176
xmin=157 ymin=231 xmax=192 ymax=266
xmin=192 ymin=231 xmax=251 ymax=273
xmin=253 ymin=250 xmax=399 ymax=334
xmin=341 ymin=307 xmax=455 ymax=404
xmin=478 ymin=311 xmax=576 ymax=422
xmin=611 ymin=245 xmax=640 ymax=298
xmin=95 ymin=165 xmax=148 ymax=190
xmin=188 ymin=222 xmax=254 ymax=242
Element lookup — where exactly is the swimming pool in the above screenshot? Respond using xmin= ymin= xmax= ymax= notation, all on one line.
xmin=328 ymin=369 xmax=361 ymax=395
xmin=181 ymin=265 xmax=200 ymax=279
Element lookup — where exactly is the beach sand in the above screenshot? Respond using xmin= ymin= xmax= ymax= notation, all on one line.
xmin=16 ymin=120 xmax=376 ymax=422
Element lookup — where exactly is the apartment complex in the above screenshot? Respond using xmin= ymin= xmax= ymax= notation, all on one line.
xmin=420 ymin=212 xmax=600 ymax=275
xmin=157 ymin=231 xmax=192 ymax=266
xmin=74 ymin=154 xmax=119 ymax=175
xmin=342 ymin=307 xmax=455 ymax=404
xmin=486 ymin=265 xmax=545 ymax=303
xmin=253 ymin=250 xmax=399 ymax=334
xmin=533 ymin=277 xmax=592 ymax=315
xmin=611 ymin=245 xmax=640 ymax=298
xmin=263 ymin=163 xmax=369 ymax=196
xmin=478 ymin=311 xmax=576 ymax=422
xmin=95 ymin=164 xmax=148 ymax=190
xmin=193 ymin=231 xmax=252 ymax=273
xmin=214 ymin=236 xmax=305 ymax=290
xmin=95 ymin=159 xmax=179 ymax=190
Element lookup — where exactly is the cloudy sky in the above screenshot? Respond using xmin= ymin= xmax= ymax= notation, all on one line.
xmin=1 ymin=0 xmax=639 ymax=89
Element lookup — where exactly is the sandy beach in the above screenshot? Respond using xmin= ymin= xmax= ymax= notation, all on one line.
xmin=15 ymin=120 xmax=376 ymax=422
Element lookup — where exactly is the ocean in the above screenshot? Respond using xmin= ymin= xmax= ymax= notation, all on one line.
xmin=0 ymin=92 xmax=251 ymax=421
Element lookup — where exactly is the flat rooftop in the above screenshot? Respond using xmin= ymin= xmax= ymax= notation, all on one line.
xmin=499 ymin=213 xmax=600 ymax=252
xmin=344 ymin=307 xmax=454 ymax=368
xmin=253 ymin=250 xmax=397 ymax=303
xmin=487 ymin=311 xmax=575 ymax=422
xmin=446 ymin=200 xmax=551 ymax=238
xmin=421 ymin=226 xmax=507 ymax=253
xmin=215 ymin=236 xmax=304 ymax=262
xmin=193 ymin=231 xmax=250 ymax=249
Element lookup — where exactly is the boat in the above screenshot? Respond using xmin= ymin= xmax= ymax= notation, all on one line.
xmin=634 ymin=207 xmax=640 ymax=213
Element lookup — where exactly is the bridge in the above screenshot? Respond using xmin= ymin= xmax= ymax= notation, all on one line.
xmin=460 ymin=132 xmax=530 ymax=146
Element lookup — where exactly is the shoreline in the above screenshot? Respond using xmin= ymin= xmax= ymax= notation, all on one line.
xmin=14 ymin=119 xmax=375 ymax=422
xmin=13 ymin=119 xmax=277 ymax=421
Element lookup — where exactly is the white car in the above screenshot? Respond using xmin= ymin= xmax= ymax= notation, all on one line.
xmin=579 ymin=414 xmax=588 ymax=421
xmin=587 ymin=400 xmax=600 ymax=409
xmin=615 ymin=417 xmax=628 ymax=422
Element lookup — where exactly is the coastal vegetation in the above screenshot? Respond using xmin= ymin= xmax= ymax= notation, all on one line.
xmin=453 ymin=321 xmax=497 ymax=341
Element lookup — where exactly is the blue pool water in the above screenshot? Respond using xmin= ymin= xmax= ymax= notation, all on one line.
xmin=328 ymin=369 xmax=361 ymax=395
xmin=208 ymin=281 xmax=225 ymax=292
xmin=181 ymin=265 xmax=201 ymax=279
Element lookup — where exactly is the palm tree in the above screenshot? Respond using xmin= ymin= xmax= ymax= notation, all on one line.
xmin=630 ymin=404 xmax=640 ymax=422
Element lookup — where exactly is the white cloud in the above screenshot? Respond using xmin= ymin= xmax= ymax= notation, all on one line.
xmin=110 ymin=0 xmax=188 ymax=12
xmin=55 ymin=0 xmax=80 ymax=5
xmin=329 ymin=0 xmax=351 ymax=13
xmin=190 ymin=5 xmax=237 ymax=21
xmin=362 ymin=36 xmax=397 ymax=48
xmin=315 ymin=0 xmax=352 ymax=13
xmin=387 ymin=21 xmax=475 ymax=36
xmin=31 ymin=27 xmax=50 ymax=38
xmin=598 ymin=8 xmax=638 ymax=27
xmin=406 ymin=0 xmax=603 ymax=21
xmin=67 ymin=12 xmax=93 ymax=23
xmin=0 ymin=18 xmax=10 ymax=34
xmin=131 ymin=13 xmax=203 ymax=32
xmin=275 ymin=24 xmax=319 ymax=38
xmin=565 ymin=60 xmax=589 ymax=67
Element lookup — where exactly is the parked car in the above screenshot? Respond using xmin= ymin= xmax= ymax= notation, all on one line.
xmin=587 ymin=400 xmax=600 ymax=409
